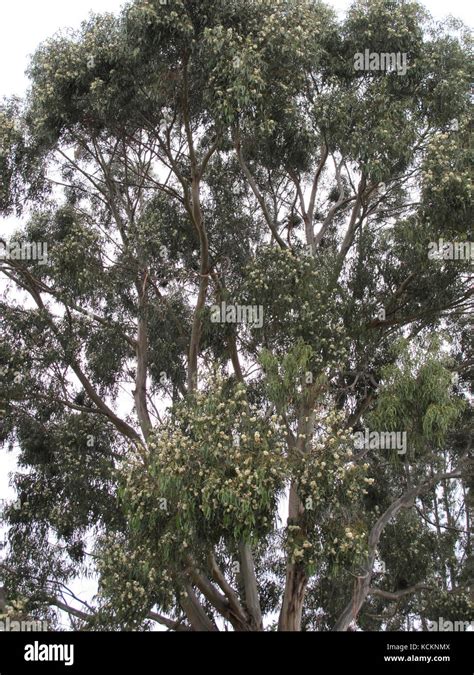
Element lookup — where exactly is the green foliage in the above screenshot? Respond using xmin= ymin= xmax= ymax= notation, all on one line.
xmin=367 ymin=341 xmax=465 ymax=457
xmin=122 ymin=379 xmax=287 ymax=547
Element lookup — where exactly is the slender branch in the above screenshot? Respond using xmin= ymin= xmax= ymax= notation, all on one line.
xmin=148 ymin=610 xmax=191 ymax=631
xmin=368 ymin=584 xmax=432 ymax=601
xmin=207 ymin=553 xmax=249 ymax=627
xmin=333 ymin=464 xmax=469 ymax=631
xmin=235 ymin=128 xmax=287 ymax=249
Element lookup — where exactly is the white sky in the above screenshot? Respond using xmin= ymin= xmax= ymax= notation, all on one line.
xmin=0 ymin=0 xmax=472 ymax=98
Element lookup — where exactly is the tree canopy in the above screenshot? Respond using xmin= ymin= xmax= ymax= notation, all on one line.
xmin=0 ymin=0 xmax=472 ymax=631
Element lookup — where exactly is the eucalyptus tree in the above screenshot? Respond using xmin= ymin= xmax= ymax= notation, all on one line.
xmin=0 ymin=0 xmax=472 ymax=631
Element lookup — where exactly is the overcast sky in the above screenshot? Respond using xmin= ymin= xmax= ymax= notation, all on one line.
xmin=0 ymin=0 xmax=472 ymax=98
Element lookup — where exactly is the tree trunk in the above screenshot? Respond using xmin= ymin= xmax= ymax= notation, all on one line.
xmin=278 ymin=562 xmax=307 ymax=631
xmin=278 ymin=481 xmax=308 ymax=631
